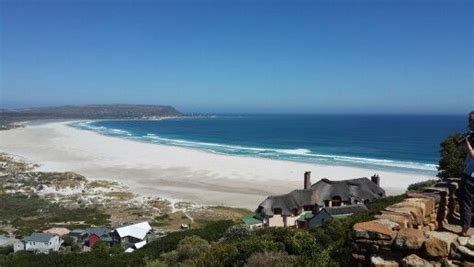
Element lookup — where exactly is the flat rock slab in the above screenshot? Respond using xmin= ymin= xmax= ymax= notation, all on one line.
xmin=373 ymin=219 xmax=401 ymax=231
xmin=394 ymin=228 xmax=425 ymax=250
xmin=424 ymin=231 xmax=458 ymax=258
xmin=353 ymin=220 xmax=394 ymax=240
xmin=442 ymin=221 xmax=474 ymax=236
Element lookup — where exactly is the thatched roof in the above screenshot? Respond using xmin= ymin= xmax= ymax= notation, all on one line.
xmin=257 ymin=177 xmax=385 ymax=217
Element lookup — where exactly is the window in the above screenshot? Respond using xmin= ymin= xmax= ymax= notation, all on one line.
xmin=332 ymin=196 xmax=342 ymax=207
xmin=273 ymin=208 xmax=282 ymax=215
xmin=291 ymin=208 xmax=299 ymax=216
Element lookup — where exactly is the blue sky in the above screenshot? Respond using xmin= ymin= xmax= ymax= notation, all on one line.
xmin=1 ymin=0 xmax=472 ymax=114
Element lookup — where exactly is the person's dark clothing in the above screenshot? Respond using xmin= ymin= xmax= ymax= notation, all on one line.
xmin=460 ymin=172 xmax=474 ymax=229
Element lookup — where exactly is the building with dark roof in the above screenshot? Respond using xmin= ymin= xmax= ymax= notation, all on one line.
xmin=254 ymin=172 xmax=385 ymax=227
xmin=304 ymin=204 xmax=369 ymax=228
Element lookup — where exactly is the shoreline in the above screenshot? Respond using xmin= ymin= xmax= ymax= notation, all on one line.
xmin=70 ymin=119 xmax=438 ymax=176
xmin=0 ymin=121 xmax=436 ymax=209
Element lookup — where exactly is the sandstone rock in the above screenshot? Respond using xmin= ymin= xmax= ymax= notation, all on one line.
xmin=406 ymin=192 xmax=440 ymax=205
xmin=356 ymin=239 xmax=393 ymax=247
xmin=403 ymin=198 xmax=432 ymax=217
xmin=371 ymin=256 xmax=399 ymax=267
xmin=400 ymin=254 xmax=433 ymax=267
xmin=381 ymin=210 xmax=416 ymax=225
xmin=424 ymin=231 xmax=458 ymax=257
xmin=456 ymin=245 xmax=474 ymax=258
xmin=394 ymin=228 xmax=425 ymax=250
xmin=375 ymin=213 xmax=410 ymax=229
xmin=428 ymin=223 xmax=436 ymax=231
xmin=467 ymin=236 xmax=474 ymax=250
xmin=353 ymin=220 xmax=394 ymax=240
xmin=373 ymin=219 xmax=401 ymax=231
xmin=458 ymin=236 xmax=469 ymax=246
xmin=391 ymin=203 xmax=425 ymax=223
xmin=386 ymin=206 xmax=423 ymax=226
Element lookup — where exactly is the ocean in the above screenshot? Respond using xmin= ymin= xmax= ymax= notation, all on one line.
xmin=70 ymin=114 xmax=466 ymax=175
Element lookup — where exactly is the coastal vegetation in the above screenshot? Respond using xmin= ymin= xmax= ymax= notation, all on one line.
xmin=438 ymin=133 xmax=468 ymax=178
xmin=0 ymin=132 xmax=467 ymax=266
xmin=0 ymin=195 xmax=406 ymax=266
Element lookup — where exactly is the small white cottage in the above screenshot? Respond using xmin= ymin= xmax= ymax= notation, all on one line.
xmin=14 ymin=233 xmax=63 ymax=254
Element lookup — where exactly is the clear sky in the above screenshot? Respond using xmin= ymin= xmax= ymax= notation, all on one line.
xmin=1 ymin=0 xmax=472 ymax=114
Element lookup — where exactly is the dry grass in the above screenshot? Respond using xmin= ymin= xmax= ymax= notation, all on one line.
xmin=152 ymin=211 xmax=192 ymax=230
xmin=189 ymin=206 xmax=253 ymax=224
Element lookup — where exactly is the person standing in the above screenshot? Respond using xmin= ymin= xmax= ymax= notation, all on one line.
xmin=460 ymin=111 xmax=474 ymax=236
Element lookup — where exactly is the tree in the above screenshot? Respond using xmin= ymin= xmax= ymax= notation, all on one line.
xmin=438 ymin=133 xmax=467 ymax=178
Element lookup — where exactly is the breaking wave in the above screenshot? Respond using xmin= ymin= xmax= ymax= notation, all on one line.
xmin=69 ymin=121 xmax=437 ymax=173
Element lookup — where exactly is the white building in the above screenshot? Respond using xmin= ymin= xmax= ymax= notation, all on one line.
xmin=112 ymin=221 xmax=153 ymax=248
xmin=14 ymin=233 xmax=63 ymax=254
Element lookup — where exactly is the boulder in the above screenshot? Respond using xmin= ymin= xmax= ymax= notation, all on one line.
xmin=401 ymin=254 xmax=433 ymax=267
xmin=424 ymin=231 xmax=458 ymax=258
xmin=394 ymin=228 xmax=425 ymax=250
xmin=371 ymin=256 xmax=399 ymax=267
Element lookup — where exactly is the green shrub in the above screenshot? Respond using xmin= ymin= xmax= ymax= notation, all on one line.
xmin=438 ymin=133 xmax=467 ymax=178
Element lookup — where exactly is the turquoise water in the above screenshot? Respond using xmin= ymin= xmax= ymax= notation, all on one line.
xmin=70 ymin=114 xmax=466 ymax=175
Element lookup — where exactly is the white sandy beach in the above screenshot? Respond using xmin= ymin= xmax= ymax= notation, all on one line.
xmin=0 ymin=121 xmax=436 ymax=209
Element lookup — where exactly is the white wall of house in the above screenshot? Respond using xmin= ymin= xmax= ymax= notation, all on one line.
xmin=14 ymin=236 xmax=62 ymax=254
xmin=267 ymin=215 xmax=299 ymax=227
xmin=268 ymin=215 xmax=285 ymax=227
xmin=13 ymin=242 xmax=25 ymax=253
xmin=285 ymin=216 xmax=298 ymax=227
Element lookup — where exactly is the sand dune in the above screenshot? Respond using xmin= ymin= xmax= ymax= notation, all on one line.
xmin=0 ymin=121 xmax=435 ymax=209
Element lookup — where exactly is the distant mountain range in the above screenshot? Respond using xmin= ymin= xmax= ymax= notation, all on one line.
xmin=0 ymin=104 xmax=183 ymax=129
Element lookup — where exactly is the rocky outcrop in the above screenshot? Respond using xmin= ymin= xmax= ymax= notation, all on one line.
xmin=351 ymin=177 xmax=474 ymax=267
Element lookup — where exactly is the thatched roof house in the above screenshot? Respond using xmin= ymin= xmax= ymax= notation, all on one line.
xmin=255 ymin=172 xmax=385 ymax=227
